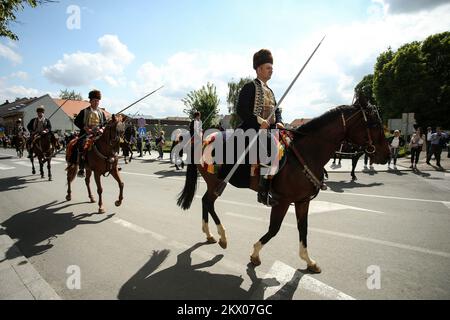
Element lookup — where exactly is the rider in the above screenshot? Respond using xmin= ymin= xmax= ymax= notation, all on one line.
xmin=74 ymin=89 xmax=107 ymax=177
xmin=236 ymin=49 xmax=284 ymax=207
xmin=26 ymin=106 xmax=52 ymax=158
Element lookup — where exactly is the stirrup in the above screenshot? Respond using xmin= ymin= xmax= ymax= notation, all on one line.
xmin=258 ymin=192 xmax=278 ymax=207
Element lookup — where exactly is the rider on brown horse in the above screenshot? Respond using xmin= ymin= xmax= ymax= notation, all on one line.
xmin=235 ymin=49 xmax=285 ymax=207
xmin=26 ymin=105 xmax=52 ymax=159
xmin=74 ymin=89 xmax=107 ymax=177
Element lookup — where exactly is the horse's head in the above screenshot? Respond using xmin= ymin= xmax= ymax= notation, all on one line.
xmin=344 ymin=103 xmax=390 ymax=164
xmin=101 ymin=114 xmax=124 ymax=151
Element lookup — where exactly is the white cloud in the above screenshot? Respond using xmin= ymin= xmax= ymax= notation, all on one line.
xmin=10 ymin=71 xmax=29 ymax=81
xmin=42 ymin=34 xmax=134 ymax=87
xmin=0 ymin=43 xmax=22 ymax=65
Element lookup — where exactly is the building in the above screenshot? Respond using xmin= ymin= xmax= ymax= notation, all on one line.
xmin=0 ymin=95 xmax=111 ymax=136
xmin=0 ymin=95 xmax=71 ymax=136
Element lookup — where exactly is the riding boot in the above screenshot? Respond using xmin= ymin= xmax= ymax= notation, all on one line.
xmin=257 ymin=176 xmax=278 ymax=207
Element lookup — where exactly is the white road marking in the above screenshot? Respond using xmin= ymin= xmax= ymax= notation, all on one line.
xmin=224 ymin=211 xmax=450 ymax=259
xmin=121 ymin=169 xmax=448 ymax=205
xmin=0 ymin=164 xmax=15 ymax=170
xmin=257 ymin=260 xmax=355 ymax=300
xmin=113 ymin=217 xmax=353 ymax=300
xmin=199 ymin=196 xmax=385 ymax=215
xmin=11 ymin=161 xmax=32 ymax=167
xmin=322 ymin=190 xmax=449 ymax=205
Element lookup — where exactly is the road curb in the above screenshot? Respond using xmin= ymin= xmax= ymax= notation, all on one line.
xmin=0 ymin=228 xmax=61 ymax=300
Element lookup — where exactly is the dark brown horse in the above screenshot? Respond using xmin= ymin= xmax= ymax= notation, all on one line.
xmin=66 ymin=115 xmax=125 ymax=213
xmin=29 ymin=132 xmax=58 ymax=180
xmin=177 ymin=102 xmax=390 ymax=273
xmin=12 ymin=135 xmax=26 ymax=158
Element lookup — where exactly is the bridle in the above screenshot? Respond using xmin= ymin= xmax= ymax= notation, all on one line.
xmin=340 ymin=104 xmax=382 ymax=155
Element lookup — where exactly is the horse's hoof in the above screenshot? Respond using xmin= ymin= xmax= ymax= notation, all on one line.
xmin=219 ymin=239 xmax=227 ymax=249
xmin=66 ymin=195 xmax=71 ymax=201
xmin=48 ymin=177 xmax=52 ymax=181
xmin=41 ymin=175 xmax=44 ymax=179
xmin=206 ymin=236 xmax=217 ymax=244
xmin=90 ymin=198 xmax=95 ymax=203
xmin=307 ymin=263 xmax=322 ymax=274
xmin=98 ymin=208 xmax=105 ymax=214
xmin=250 ymin=255 xmax=261 ymax=266
xmin=115 ymin=200 xmax=122 ymax=207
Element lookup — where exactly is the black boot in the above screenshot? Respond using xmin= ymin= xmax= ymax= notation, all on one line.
xmin=257 ymin=176 xmax=278 ymax=207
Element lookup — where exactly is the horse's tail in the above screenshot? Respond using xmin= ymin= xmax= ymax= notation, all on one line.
xmin=177 ymin=163 xmax=198 ymax=210
xmin=66 ymin=163 xmax=78 ymax=183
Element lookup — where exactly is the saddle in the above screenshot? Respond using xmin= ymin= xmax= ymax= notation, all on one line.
xmin=201 ymin=130 xmax=291 ymax=188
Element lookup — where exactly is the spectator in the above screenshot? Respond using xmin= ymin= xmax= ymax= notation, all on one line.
xmin=155 ymin=130 xmax=165 ymax=160
xmin=426 ymin=126 xmax=433 ymax=159
xmin=427 ymin=127 xmax=448 ymax=168
xmin=409 ymin=127 xmax=426 ymax=170
xmin=387 ymin=130 xmax=405 ymax=169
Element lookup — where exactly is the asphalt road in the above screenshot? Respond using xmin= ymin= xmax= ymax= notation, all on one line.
xmin=0 ymin=148 xmax=449 ymax=300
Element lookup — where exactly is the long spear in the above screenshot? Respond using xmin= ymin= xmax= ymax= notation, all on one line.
xmin=215 ymin=36 xmax=326 ymax=196
xmin=47 ymin=98 xmax=71 ymax=120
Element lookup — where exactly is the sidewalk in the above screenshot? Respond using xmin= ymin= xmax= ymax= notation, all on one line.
xmin=325 ymin=152 xmax=450 ymax=173
xmin=0 ymin=228 xmax=61 ymax=300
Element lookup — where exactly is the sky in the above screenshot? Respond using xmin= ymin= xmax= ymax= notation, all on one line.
xmin=1 ymin=0 xmax=450 ymax=123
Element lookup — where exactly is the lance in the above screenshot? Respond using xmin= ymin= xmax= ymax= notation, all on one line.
xmin=48 ymin=98 xmax=71 ymax=120
xmin=115 ymin=85 xmax=164 ymax=116
xmin=74 ymin=86 xmax=164 ymax=141
xmin=214 ymin=36 xmax=326 ymax=196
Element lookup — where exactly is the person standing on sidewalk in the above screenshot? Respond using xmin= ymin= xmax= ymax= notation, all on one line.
xmin=409 ymin=127 xmax=426 ymax=170
xmin=426 ymin=127 xmax=433 ymax=160
xmin=387 ymin=130 xmax=405 ymax=169
xmin=427 ymin=127 xmax=449 ymax=169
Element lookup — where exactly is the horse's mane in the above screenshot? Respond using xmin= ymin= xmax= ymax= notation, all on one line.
xmin=295 ymin=105 xmax=354 ymax=134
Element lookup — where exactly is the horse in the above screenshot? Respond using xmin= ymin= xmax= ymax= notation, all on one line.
xmin=12 ymin=134 xmax=26 ymax=158
xmin=120 ymin=139 xmax=134 ymax=164
xmin=65 ymin=114 xmax=125 ymax=214
xmin=330 ymin=141 xmax=365 ymax=180
xmin=29 ymin=131 xmax=59 ymax=180
xmin=176 ymin=101 xmax=390 ymax=273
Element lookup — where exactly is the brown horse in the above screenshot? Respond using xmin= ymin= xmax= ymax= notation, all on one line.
xmin=29 ymin=132 xmax=58 ymax=180
xmin=13 ymin=135 xmax=26 ymax=158
xmin=177 ymin=101 xmax=390 ymax=273
xmin=66 ymin=115 xmax=125 ymax=213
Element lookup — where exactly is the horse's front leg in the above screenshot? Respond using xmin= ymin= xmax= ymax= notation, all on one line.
xmin=110 ymin=167 xmax=124 ymax=207
xmin=47 ymin=158 xmax=52 ymax=181
xmin=39 ymin=158 xmax=44 ymax=178
xmin=93 ymin=171 xmax=105 ymax=213
xmin=250 ymin=200 xmax=290 ymax=266
xmin=85 ymin=169 xmax=95 ymax=203
xmin=30 ymin=154 xmax=36 ymax=174
xmin=295 ymin=200 xmax=321 ymax=273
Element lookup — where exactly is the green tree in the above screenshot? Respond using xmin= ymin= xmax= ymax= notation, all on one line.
xmin=59 ymin=89 xmax=83 ymax=100
xmin=227 ymin=77 xmax=252 ymax=128
xmin=1 ymin=0 xmax=55 ymax=41
xmin=182 ymin=82 xmax=220 ymax=130
xmin=354 ymin=74 xmax=376 ymax=105
xmin=373 ymin=32 xmax=450 ymax=128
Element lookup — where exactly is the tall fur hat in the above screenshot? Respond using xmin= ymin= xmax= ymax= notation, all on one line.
xmin=36 ymin=105 xmax=45 ymax=112
xmin=253 ymin=49 xmax=273 ymax=70
xmin=88 ymin=89 xmax=102 ymax=100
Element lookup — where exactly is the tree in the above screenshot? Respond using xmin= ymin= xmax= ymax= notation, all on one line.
xmin=1 ymin=0 xmax=55 ymax=41
xmin=373 ymin=32 xmax=450 ymax=128
xmin=227 ymin=77 xmax=252 ymax=128
xmin=59 ymin=89 xmax=83 ymax=100
xmin=354 ymin=74 xmax=376 ymax=105
xmin=182 ymin=82 xmax=220 ymax=130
